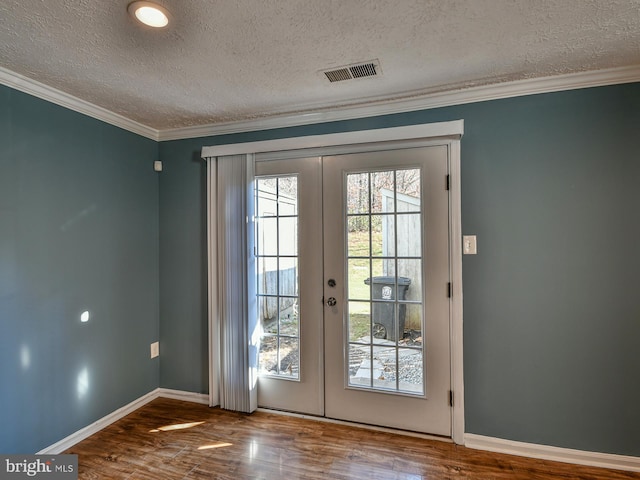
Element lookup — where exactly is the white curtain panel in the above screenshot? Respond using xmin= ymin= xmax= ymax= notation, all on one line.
xmin=205 ymin=154 xmax=258 ymax=413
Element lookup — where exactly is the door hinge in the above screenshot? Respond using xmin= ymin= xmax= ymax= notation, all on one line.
xmin=446 ymin=174 xmax=450 ymax=191
xmin=447 ymin=282 xmax=452 ymax=298
xmin=449 ymin=390 xmax=454 ymax=407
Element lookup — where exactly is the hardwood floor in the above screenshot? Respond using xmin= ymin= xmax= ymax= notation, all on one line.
xmin=65 ymin=398 xmax=638 ymax=479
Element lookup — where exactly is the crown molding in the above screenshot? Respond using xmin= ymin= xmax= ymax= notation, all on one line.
xmin=0 ymin=67 xmax=159 ymax=141
xmin=159 ymin=65 xmax=640 ymax=141
xmin=2 ymin=64 xmax=639 ymax=143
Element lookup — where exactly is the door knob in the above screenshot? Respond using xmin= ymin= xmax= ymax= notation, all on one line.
xmin=326 ymin=297 xmax=337 ymax=307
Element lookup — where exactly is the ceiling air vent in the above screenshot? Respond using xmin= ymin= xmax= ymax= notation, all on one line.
xmin=322 ymin=60 xmax=381 ymax=83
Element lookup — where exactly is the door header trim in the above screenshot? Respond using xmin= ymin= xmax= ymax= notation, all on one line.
xmin=201 ymin=120 xmax=463 ymax=159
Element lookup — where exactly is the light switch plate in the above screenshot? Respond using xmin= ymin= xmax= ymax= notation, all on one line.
xmin=463 ymin=235 xmax=477 ymax=255
xmin=150 ymin=342 xmax=159 ymax=358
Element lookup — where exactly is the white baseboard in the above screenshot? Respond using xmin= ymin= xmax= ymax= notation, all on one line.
xmin=156 ymin=388 xmax=209 ymax=405
xmin=465 ymin=433 xmax=640 ymax=473
xmin=37 ymin=388 xmax=210 ymax=454
xmin=37 ymin=390 xmax=159 ymax=454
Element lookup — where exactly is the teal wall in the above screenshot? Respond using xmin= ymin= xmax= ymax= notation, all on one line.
xmin=2 ymin=79 xmax=638 ymax=457
xmin=159 ymin=83 xmax=640 ymax=456
xmin=158 ymin=149 xmax=209 ymax=393
xmin=0 ymin=86 xmax=160 ymax=453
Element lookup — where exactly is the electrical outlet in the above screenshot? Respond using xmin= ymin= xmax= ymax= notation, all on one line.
xmin=463 ymin=235 xmax=477 ymax=255
xmin=150 ymin=342 xmax=159 ymax=358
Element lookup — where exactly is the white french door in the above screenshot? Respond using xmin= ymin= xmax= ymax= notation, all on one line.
xmin=256 ymin=145 xmax=452 ymax=436
xmin=323 ymin=146 xmax=451 ymax=435
xmin=255 ymin=157 xmax=324 ymax=415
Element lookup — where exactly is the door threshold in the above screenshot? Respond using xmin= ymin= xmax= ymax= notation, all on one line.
xmin=256 ymin=407 xmax=453 ymax=443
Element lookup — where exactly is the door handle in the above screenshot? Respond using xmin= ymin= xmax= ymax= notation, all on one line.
xmin=326 ymin=297 xmax=337 ymax=307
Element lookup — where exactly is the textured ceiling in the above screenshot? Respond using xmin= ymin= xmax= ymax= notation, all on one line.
xmin=1 ymin=0 xmax=639 ymax=130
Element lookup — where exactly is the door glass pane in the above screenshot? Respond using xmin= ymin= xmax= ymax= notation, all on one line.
xmin=402 ymin=303 xmax=423 ymax=347
xmin=256 ymin=175 xmax=300 ymax=380
xmin=259 ymin=335 xmax=277 ymax=375
xmin=370 ymin=214 xmax=387 ymax=257
xmin=277 ymin=177 xmax=298 ymax=215
xmin=398 ymin=259 xmax=421 ymax=302
xmin=345 ymin=168 xmax=424 ymax=395
xmin=259 ymin=296 xmax=278 ymax=334
xmin=256 ymin=178 xmax=277 ymax=216
xmin=278 ymin=257 xmax=298 ymax=296
xmin=278 ymin=337 xmax=299 ymax=377
xmin=372 ymin=345 xmax=397 ymax=390
xmin=396 ymin=214 xmax=421 ymax=257
xmin=257 ymin=257 xmax=278 ymax=295
xmin=398 ymin=348 xmax=423 ymax=394
xmin=348 ymin=344 xmax=370 ymax=388
xmin=347 ymin=216 xmax=370 ymax=257
xmin=396 ymin=169 xmax=421 ymax=212
xmin=348 ymin=259 xmax=370 ymax=300
xmin=279 ymin=297 xmax=298 ymax=336
xmin=371 ymin=258 xmax=392 ymax=279
xmin=348 ymin=301 xmax=370 ymax=343
xmin=347 ymin=173 xmax=369 ymax=214
xmin=279 ymin=217 xmax=297 ymax=256
xmin=257 ymin=218 xmax=277 ymax=255
xmin=371 ymin=170 xmax=395 ymax=214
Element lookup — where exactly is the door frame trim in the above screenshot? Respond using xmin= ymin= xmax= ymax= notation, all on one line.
xmin=202 ymin=120 xmax=465 ymax=444
xmin=202 ymin=121 xmax=463 ymax=158
xmin=449 ymin=139 xmax=465 ymax=444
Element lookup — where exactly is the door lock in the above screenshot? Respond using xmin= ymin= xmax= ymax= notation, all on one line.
xmin=327 ymin=279 xmax=336 ymax=287
xmin=326 ymin=297 xmax=337 ymax=307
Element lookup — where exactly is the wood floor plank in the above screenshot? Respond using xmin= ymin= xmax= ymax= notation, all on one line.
xmin=64 ymin=398 xmax=639 ymax=479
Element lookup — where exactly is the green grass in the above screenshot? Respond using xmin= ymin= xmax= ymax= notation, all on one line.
xmin=347 ymin=230 xmax=383 ymax=313
xmin=347 ymin=230 xmax=383 ymax=256
xmin=348 ymin=313 xmax=370 ymax=341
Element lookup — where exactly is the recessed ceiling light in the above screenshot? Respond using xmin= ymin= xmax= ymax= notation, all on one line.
xmin=128 ymin=1 xmax=170 ymax=28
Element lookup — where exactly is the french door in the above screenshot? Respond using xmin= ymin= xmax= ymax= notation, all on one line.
xmin=323 ymin=146 xmax=451 ymax=435
xmin=256 ymin=145 xmax=452 ymax=436
xmin=255 ymin=157 xmax=324 ymax=415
